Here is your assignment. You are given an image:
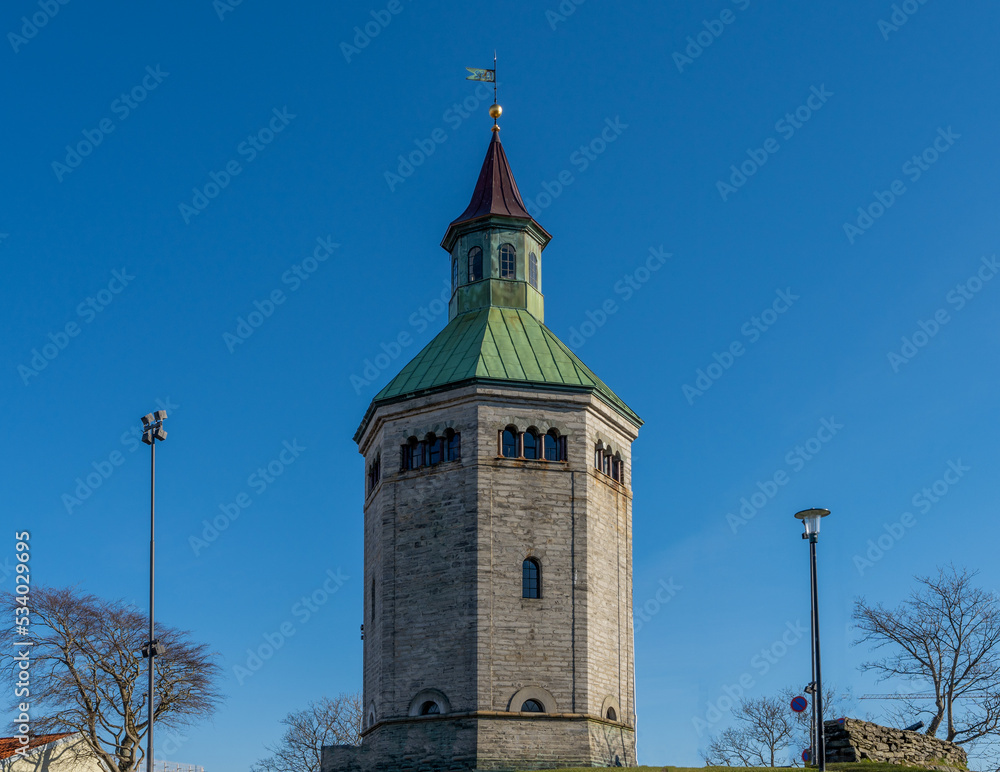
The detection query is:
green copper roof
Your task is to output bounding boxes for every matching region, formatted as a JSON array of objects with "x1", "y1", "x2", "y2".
[{"x1": 357, "y1": 307, "x2": 641, "y2": 438}]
